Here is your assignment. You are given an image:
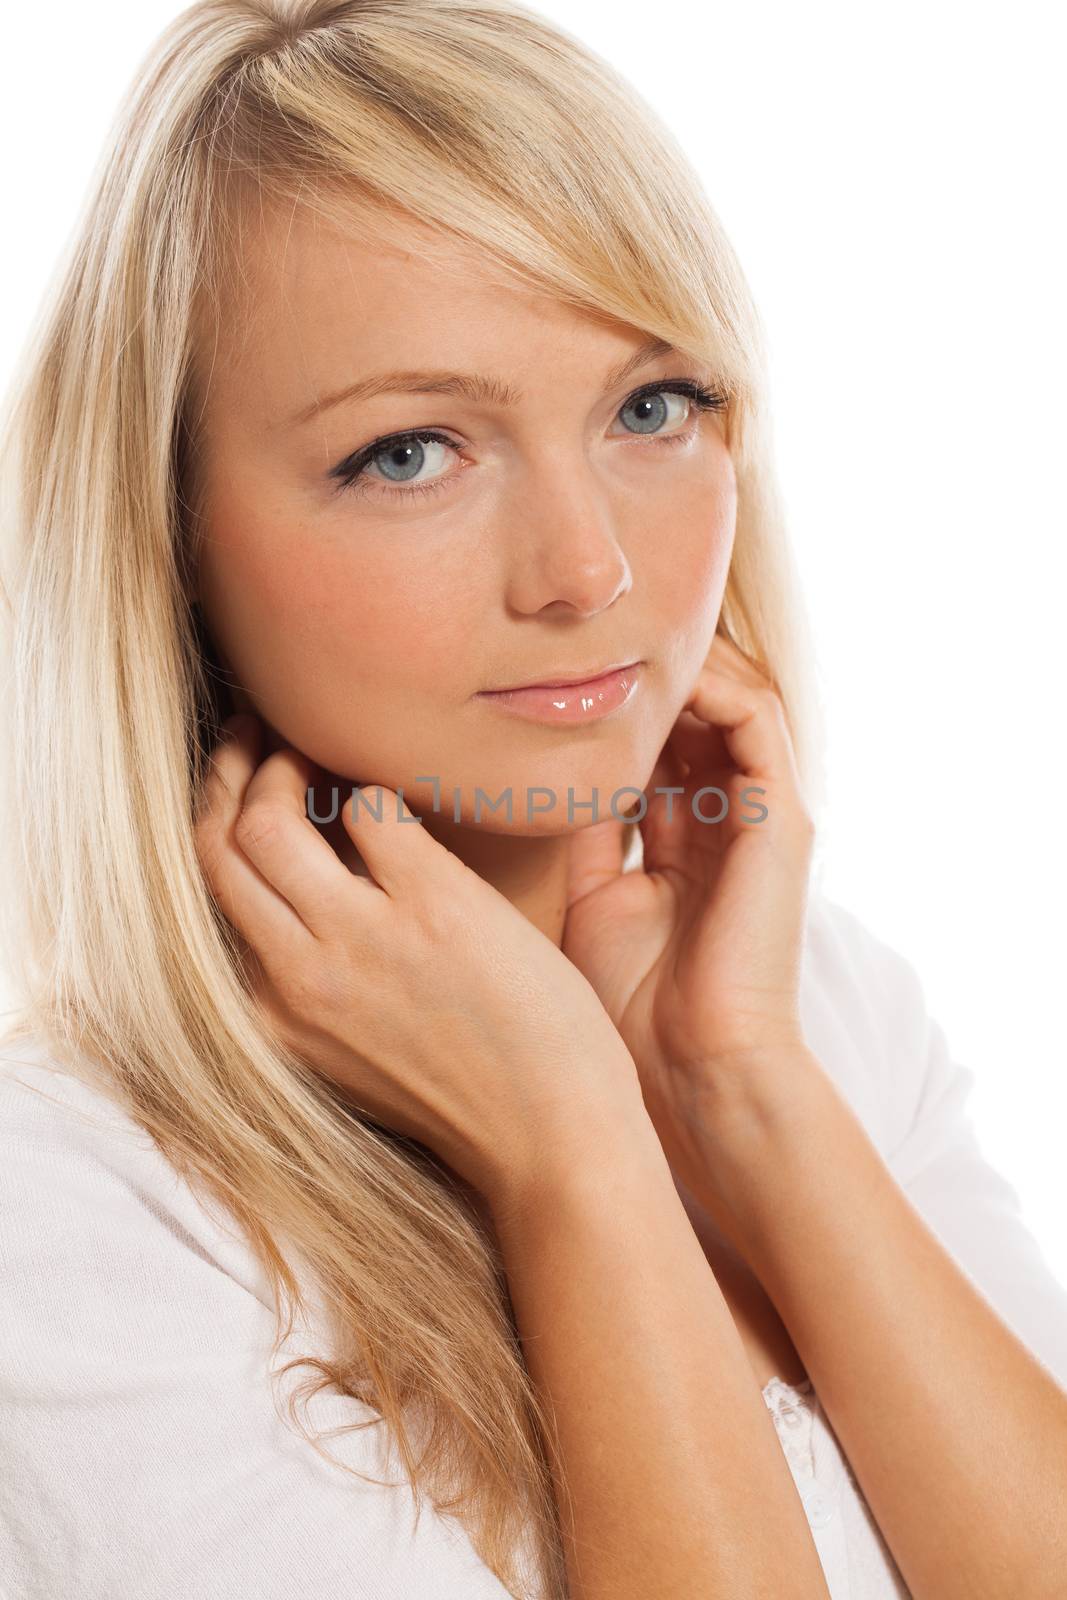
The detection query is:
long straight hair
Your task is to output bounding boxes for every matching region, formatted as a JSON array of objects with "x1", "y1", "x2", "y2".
[{"x1": 0, "y1": 3, "x2": 826, "y2": 1594}]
